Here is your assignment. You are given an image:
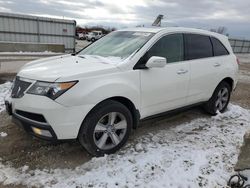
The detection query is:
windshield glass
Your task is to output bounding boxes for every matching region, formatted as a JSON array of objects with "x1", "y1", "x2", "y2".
[{"x1": 78, "y1": 31, "x2": 154, "y2": 60}]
